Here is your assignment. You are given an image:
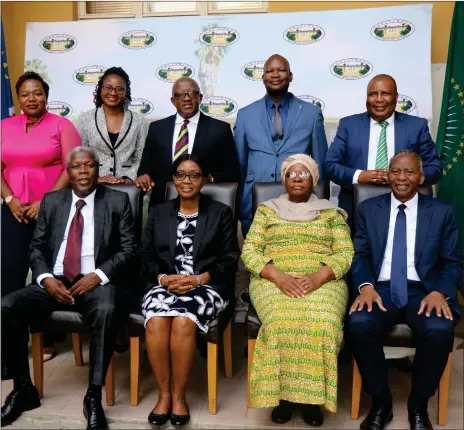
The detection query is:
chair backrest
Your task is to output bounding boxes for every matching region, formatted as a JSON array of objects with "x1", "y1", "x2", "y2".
[
  {"x1": 252, "y1": 179, "x2": 330, "y2": 215},
  {"x1": 165, "y1": 182, "x2": 238, "y2": 217}
]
